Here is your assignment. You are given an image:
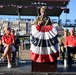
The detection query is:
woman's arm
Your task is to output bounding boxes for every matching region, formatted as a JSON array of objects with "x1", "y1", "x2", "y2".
[
  {"x1": 2, "y1": 37, "x2": 8, "y2": 46},
  {"x1": 11, "y1": 35, "x2": 15, "y2": 46},
  {"x1": 34, "y1": 16, "x2": 39, "y2": 25},
  {"x1": 64, "y1": 36, "x2": 68, "y2": 48}
]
